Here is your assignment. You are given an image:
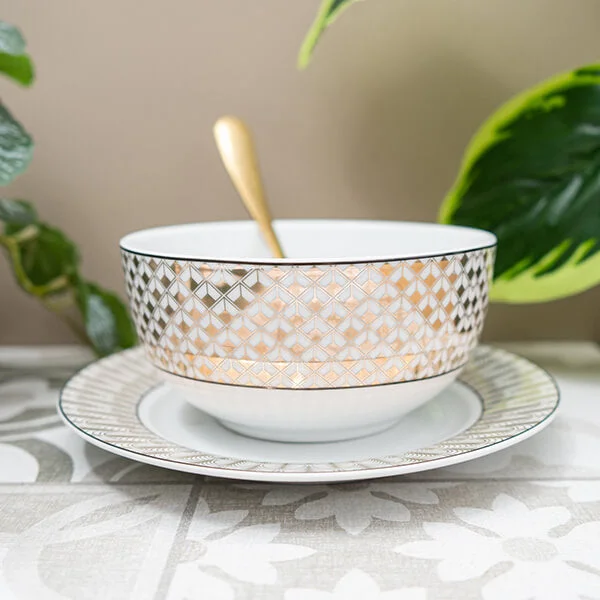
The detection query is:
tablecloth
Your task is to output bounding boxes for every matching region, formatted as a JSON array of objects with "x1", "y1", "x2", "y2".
[{"x1": 0, "y1": 342, "x2": 599, "y2": 600}]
